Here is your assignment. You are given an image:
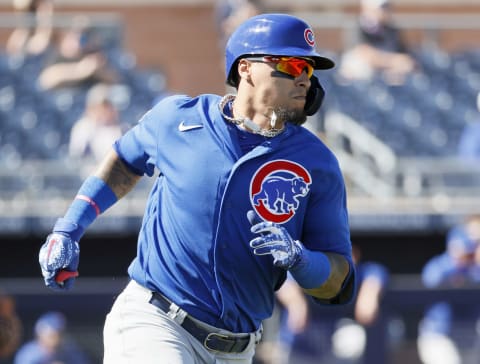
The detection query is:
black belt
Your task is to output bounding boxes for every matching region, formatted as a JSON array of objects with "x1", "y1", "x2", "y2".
[{"x1": 149, "y1": 292, "x2": 251, "y2": 353}]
